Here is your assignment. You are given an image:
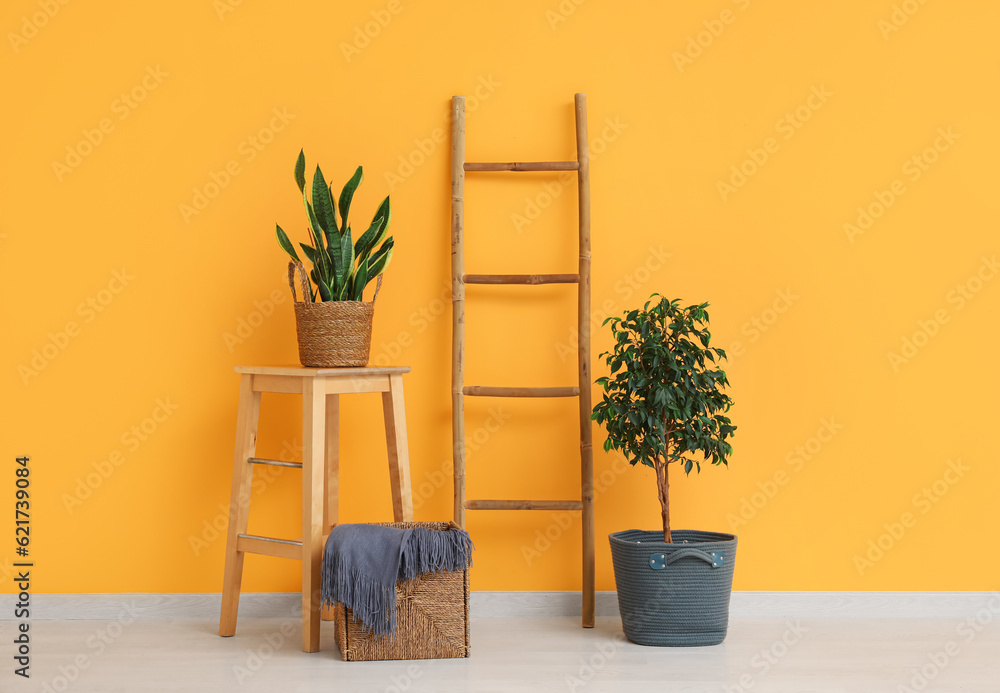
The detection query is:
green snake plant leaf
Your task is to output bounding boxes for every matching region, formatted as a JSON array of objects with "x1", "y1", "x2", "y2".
[
  {"x1": 317, "y1": 256, "x2": 338, "y2": 298},
  {"x1": 308, "y1": 269, "x2": 323, "y2": 302},
  {"x1": 278, "y1": 153, "x2": 393, "y2": 303},
  {"x1": 337, "y1": 227, "x2": 354, "y2": 289},
  {"x1": 306, "y1": 202, "x2": 334, "y2": 283},
  {"x1": 306, "y1": 201, "x2": 338, "y2": 297},
  {"x1": 368, "y1": 236, "x2": 393, "y2": 266},
  {"x1": 275, "y1": 225, "x2": 300, "y2": 263},
  {"x1": 317, "y1": 278, "x2": 333, "y2": 302},
  {"x1": 304, "y1": 197, "x2": 326, "y2": 253},
  {"x1": 323, "y1": 249, "x2": 340, "y2": 296},
  {"x1": 338, "y1": 166, "x2": 363, "y2": 234},
  {"x1": 367, "y1": 237, "x2": 394, "y2": 278},
  {"x1": 354, "y1": 195, "x2": 391, "y2": 258},
  {"x1": 311, "y1": 165, "x2": 338, "y2": 243},
  {"x1": 294, "y1": 150, "x2": 306, "y2": 193},
  {"x1": 352, "y1": 257, "x2": 369, "y2": 301},
  {"x1": 353, "y1": 213, "x2": 384, "y2": 260}
]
